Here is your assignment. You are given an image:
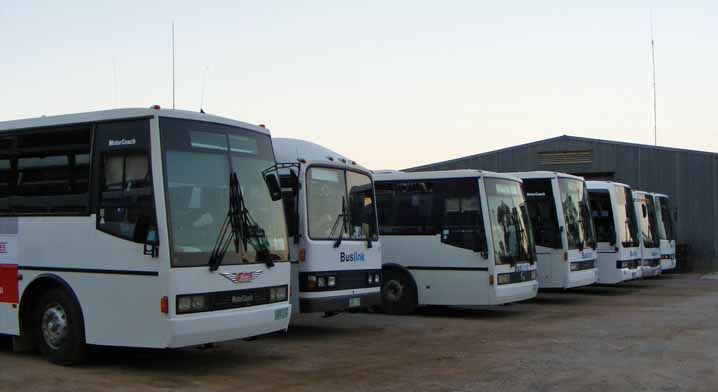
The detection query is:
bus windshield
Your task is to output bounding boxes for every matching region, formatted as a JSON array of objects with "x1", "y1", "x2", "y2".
[
  {"x1": 615, "y1": 187, "x2": 640, "y2": 248},
  {"x1": 306, "y1": 167, "x2": 378, "y2": 241},
  {"x1": 161, "y1": 118, "x2": 289, "y2": 267},
  {"x1": 558, "y1": 178, "x2": 596, "y2": 250},
  {"x1": 484, "y1": 178, "x2": 535, "y2": 265},
  {"x1": 639, "y1": 195, "x2": 660, "y2": 248},
  {"x1": 657, "y1": 196, "x2": 675, "y2": 241}
]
